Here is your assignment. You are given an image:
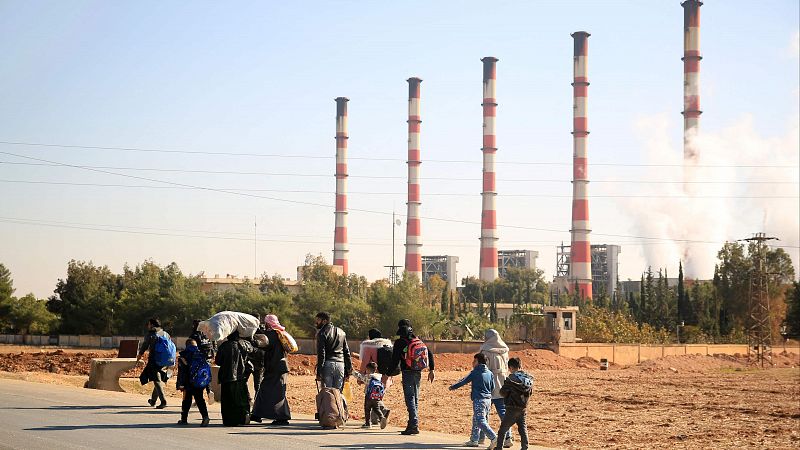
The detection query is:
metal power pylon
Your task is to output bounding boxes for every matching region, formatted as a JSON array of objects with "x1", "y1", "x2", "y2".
[{"x1": 742, "y1": 233, "x2": 778, "y2": 367}]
